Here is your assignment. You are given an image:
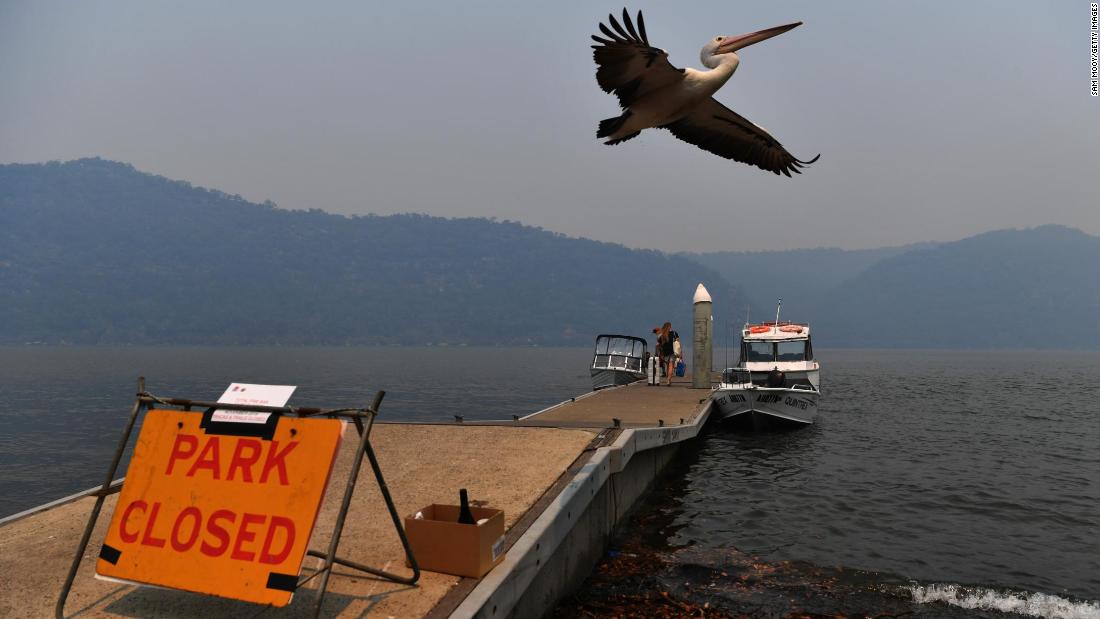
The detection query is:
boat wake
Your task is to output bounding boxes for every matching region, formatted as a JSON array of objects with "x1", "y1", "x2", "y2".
[{"x1": 907, "y1": 583, "x2": 1100, "y2": 619}]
